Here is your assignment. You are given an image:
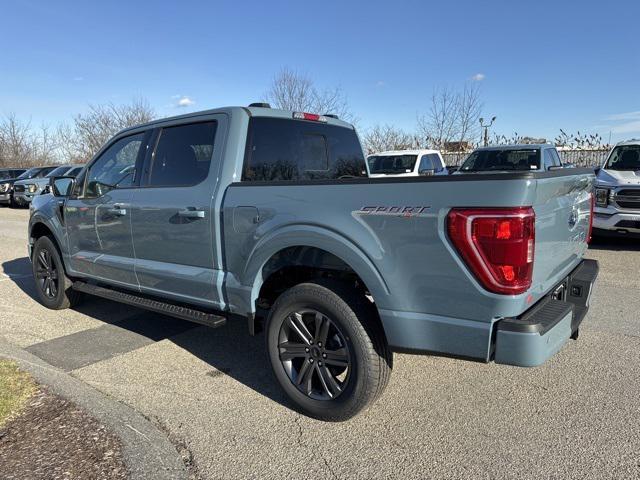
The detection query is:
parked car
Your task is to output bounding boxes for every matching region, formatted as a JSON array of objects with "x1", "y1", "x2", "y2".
[
  {"x1": 29, "y1": 105, "x2": 598, "y2": 421},
  {"x1": 0, "y1": 168, "x2": 27, "y2": 180},
  {"x1": 0, "y1": 166, "x2": 58, "y2": 207},
  {"x1": 367, "y1": 149, "x2": 448, "y2": 177},
  {"x1": 13, "y1": 164, "x2": 83, "y2": 205},
  {"x1": 592, "y1": 140, "x2": 640, "y2": 237},
  {"x1": 457, "y1": 144, "x2": 567, "y2": 173}
]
